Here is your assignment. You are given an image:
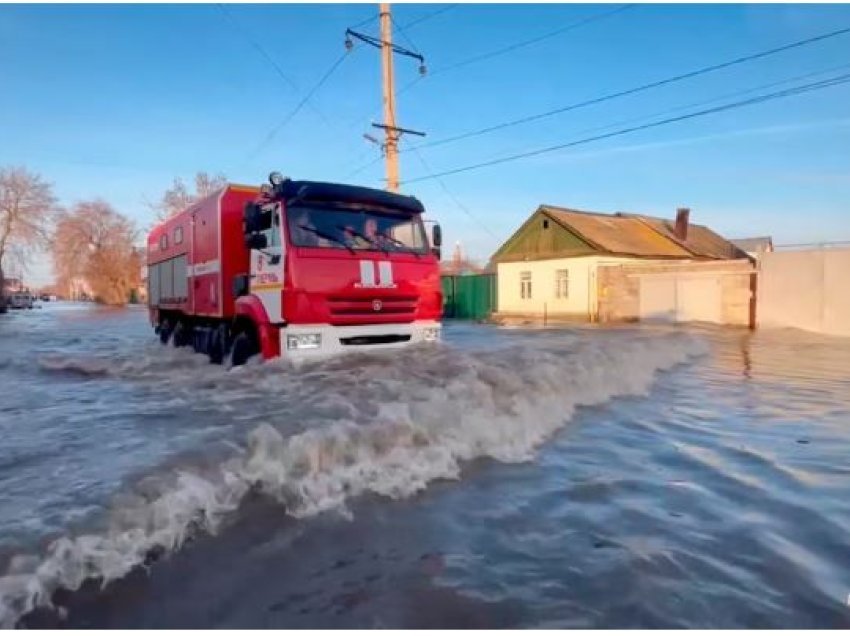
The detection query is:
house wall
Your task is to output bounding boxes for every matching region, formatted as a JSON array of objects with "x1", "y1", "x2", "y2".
[
  {"x1": 495, "y1": 255, "x2": 640, "y2": 321},
  {"x1": 597, "y1": 259, "x2": 754, "y2": 326},
  {"x1": 757, "y1": 248, "x2": 850, "y2": 337}
]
